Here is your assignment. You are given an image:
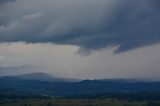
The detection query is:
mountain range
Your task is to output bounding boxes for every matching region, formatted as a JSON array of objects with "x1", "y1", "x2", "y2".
[
  {"x1": 0, "y1": 72, "x2": 160, "y2": 99},
  {"x1": 4, "y1": 72, "x2": 79, "y2": 82}
]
